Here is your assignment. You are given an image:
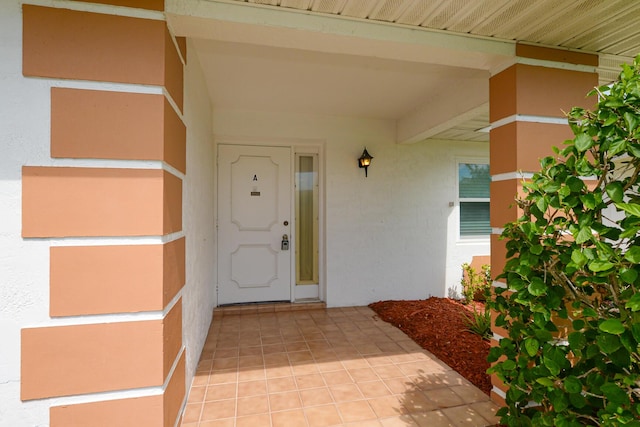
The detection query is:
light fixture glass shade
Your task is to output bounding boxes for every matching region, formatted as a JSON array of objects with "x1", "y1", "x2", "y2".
[{"x1": 358, "y1": 148, "x2": 373, "y2": 176}]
